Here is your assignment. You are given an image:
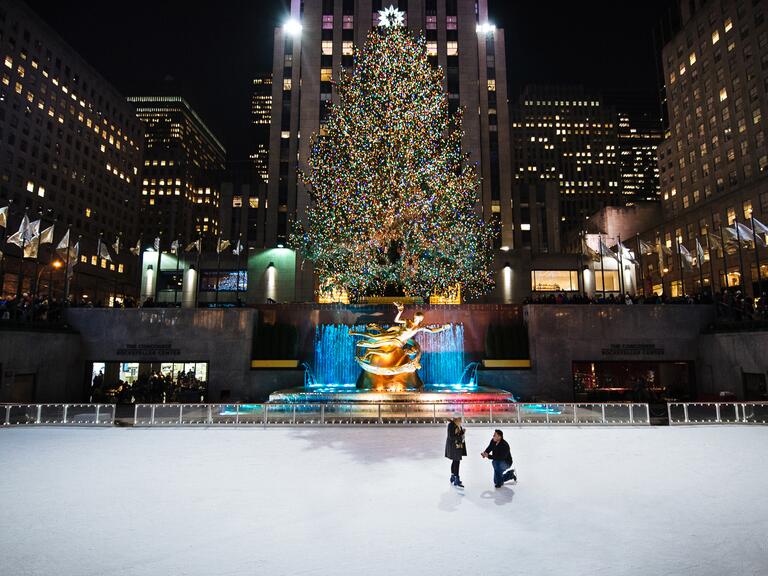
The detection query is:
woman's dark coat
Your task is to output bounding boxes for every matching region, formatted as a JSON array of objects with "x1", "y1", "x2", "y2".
[{"x1": 445, "y1": 421, "x2": 467, "y2": 460}]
